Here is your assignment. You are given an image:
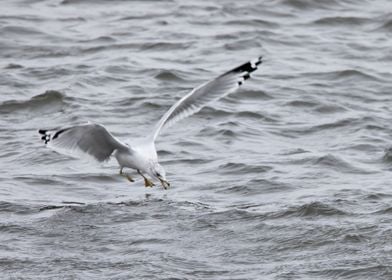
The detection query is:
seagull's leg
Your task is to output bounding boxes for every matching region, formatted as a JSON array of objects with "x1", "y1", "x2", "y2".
[
  {"x1": 119, "y1": 167, "x2": 134, "y2": 182},
  {"x1": 137, "y1": 170, "x2": 155, "y2": 188}
]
